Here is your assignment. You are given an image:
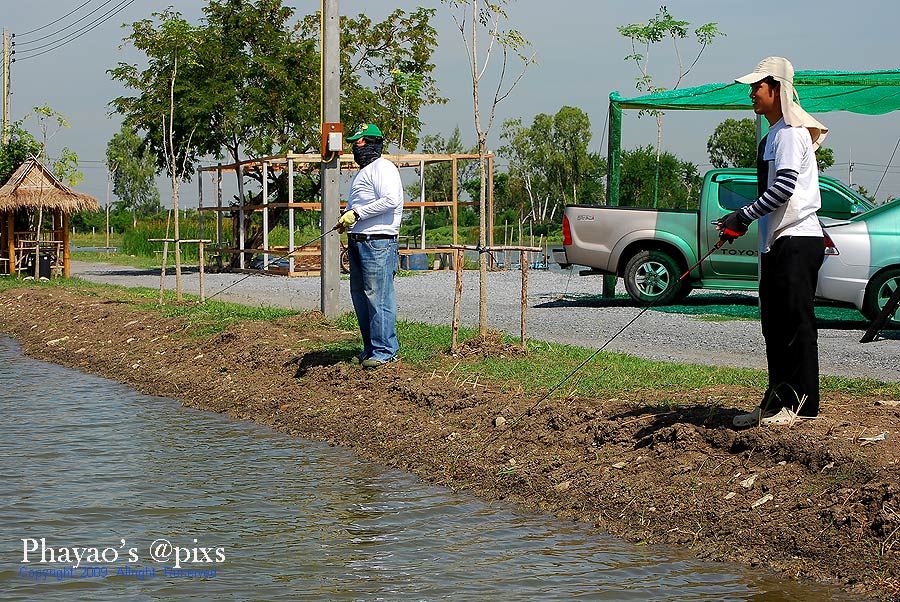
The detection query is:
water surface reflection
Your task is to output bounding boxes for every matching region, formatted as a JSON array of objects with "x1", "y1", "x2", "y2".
[{"x1": 0, "y1": 336, "x2": 848, "y2": 601}]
